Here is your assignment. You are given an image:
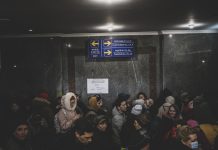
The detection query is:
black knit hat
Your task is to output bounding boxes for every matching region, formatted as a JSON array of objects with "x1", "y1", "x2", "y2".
[{"x1": 95, "y1": 115, "x2": 108, "y2": 125}]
